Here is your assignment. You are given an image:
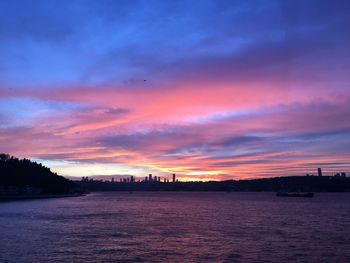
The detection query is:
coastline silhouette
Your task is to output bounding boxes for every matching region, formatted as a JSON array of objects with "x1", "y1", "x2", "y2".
[{"x1": 1, "y1": 154, "x2": 349, "y2": 197}]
